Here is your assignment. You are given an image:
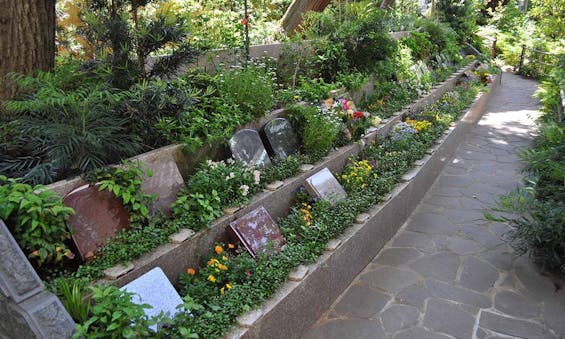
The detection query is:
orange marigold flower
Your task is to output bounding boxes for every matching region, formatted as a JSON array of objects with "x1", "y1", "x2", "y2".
[
  {"x1": 187, "y1": 268, "x2": 196, "y2": 276},
  {"x1": 215, "y1": 245, "x2": 223, "y2": 254},
  {"x1": 218, "y1": 264, "x2": 228, "y2": 271}
]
